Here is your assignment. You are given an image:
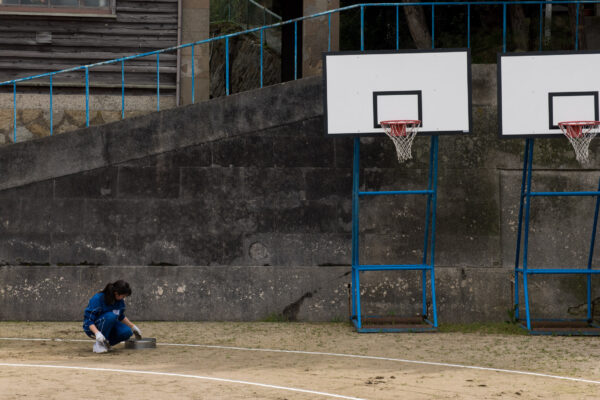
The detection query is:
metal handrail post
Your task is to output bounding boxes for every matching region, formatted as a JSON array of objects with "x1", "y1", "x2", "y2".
[
  {"x1": 431, "y1": 4, "x2": 435, "y2": 49},
  {"x1": 294, "y1": 21, "x2": 298, "y2": 80},
  {"x1": 156, "y1": 54, "x2": 160, "y2": 111},
  {"x1": 575, "y1": 1, "x2": 580, "y2": 50},
  {"x1": 396, "y1": 5, "x2": 399, "y2": 50},
  {"x1": 191, "y1": 45, "x2": 195, "y2": 103},
  {"x1": 539, "y1": 4, "x2": 543, "y2": 51},
  {"x1": 49, "y1": 75, "x2": 53, "y2": 136},
  {"x1": 121, "y1": 60, "x2": 125, "y2": 119},
  {"x1": 260, "y1": 29, "x2": 264, "y2": 88},
  {"x1": 328, "y1": 13, "x2": 332, "y2": 51},
  {"x1": 12, "y1": 83, "x2": 16, "y2": 143},
  {"x1": 226, "y1": 37, "x2": 230, "y2": 95},
  {"x1": 467, "y1": 4, "x2": 471, "y2": 48},
  {"x1": 85, "y1": 67, "x2": 89, "y2": 127},
  {"x1": 360, "y1": 6, "x2": 364, "y2": 51},
  {"x1": 503, "y1": 3, "x2": 507, "y2": 53}
]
